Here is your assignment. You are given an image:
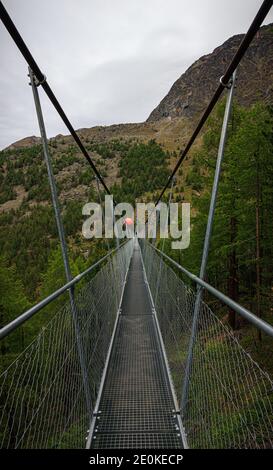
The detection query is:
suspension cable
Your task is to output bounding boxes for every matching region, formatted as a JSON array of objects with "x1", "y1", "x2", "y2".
[
  {"x1": 0, "y1": 1, "x2": 113, "y2": 199},
  {"x1": 154, "y1": 0, "x2": 273, "y2": 206}
]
